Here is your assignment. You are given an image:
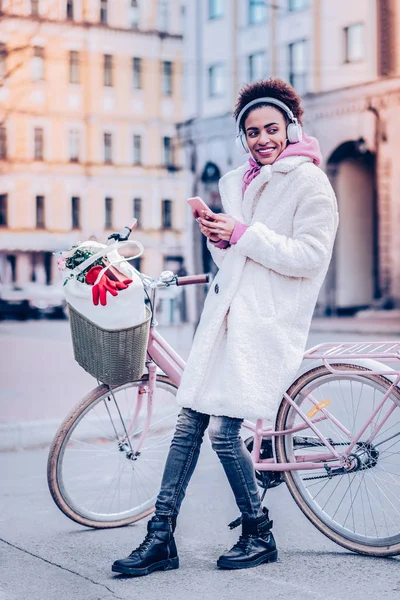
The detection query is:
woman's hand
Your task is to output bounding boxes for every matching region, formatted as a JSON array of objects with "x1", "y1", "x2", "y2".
[
  {"x1": 198, "y1": 211, "x2": 236, "y2": 242},
  {"x1": 194, "y1": 210, "x2": 220, "y2": 242}
]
